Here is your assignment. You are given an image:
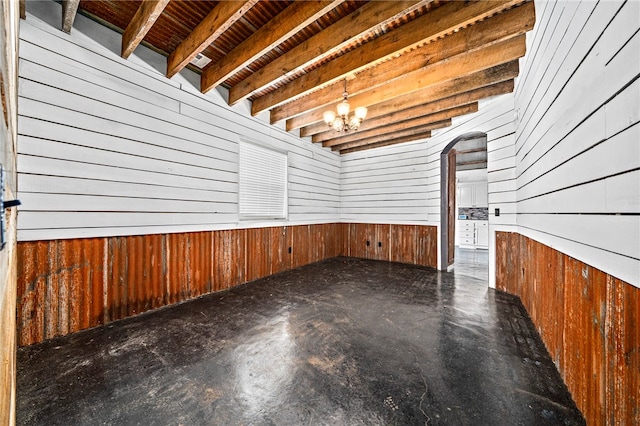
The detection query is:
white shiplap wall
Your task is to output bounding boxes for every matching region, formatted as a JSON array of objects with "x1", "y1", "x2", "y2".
[
  {"x1": 340, "y1": 141, "x2": 430, "y2": 224},
  {"x1": 341, "y1": 0, "x2": 640, "y2": 287},
  {"x1": 341, "y1": 93, "x2": 519, "y2": 281},
  {"x1": 17, "y1": 2, "x2": 340, "y2": 241},
  {"x1": 514, "y1": 0, "x2": 639, "y2": 287}
]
